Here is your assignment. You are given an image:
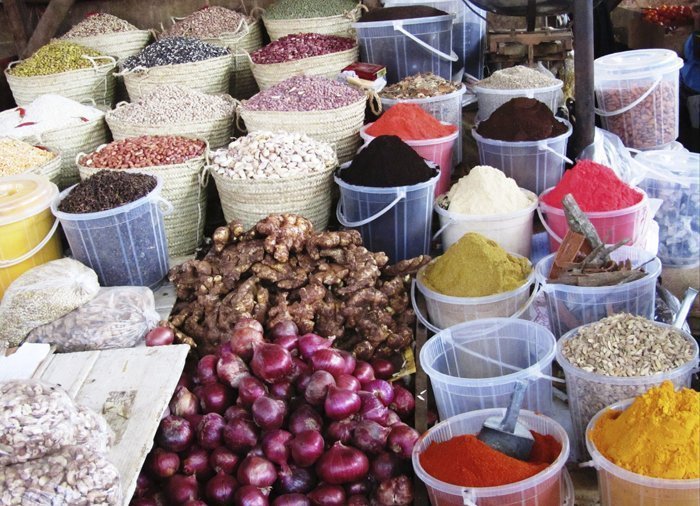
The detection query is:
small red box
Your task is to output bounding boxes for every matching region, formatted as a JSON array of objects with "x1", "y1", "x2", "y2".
[{"x1": 342, "y1": 63, "x2": 387, "y2": 81}]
